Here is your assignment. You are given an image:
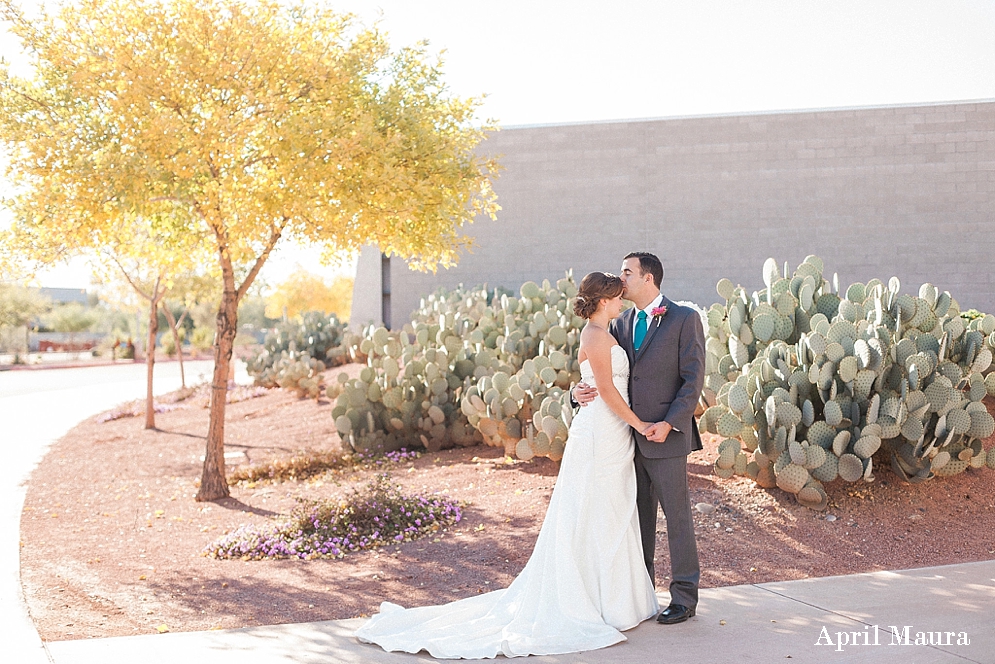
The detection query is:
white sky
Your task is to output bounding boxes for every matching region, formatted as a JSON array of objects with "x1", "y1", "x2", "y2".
[{"x1": 3, "y1": 0, "x2": 995, "y2": 288}]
